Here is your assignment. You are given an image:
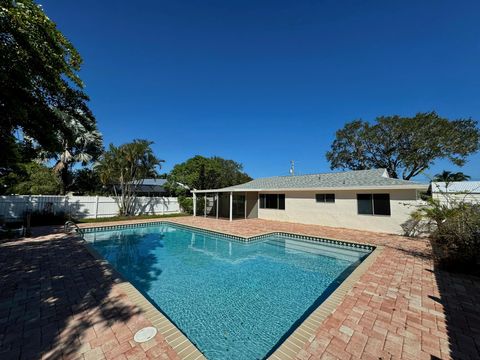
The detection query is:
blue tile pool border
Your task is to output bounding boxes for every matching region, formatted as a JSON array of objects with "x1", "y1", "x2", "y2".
[{"x1": 80, "y1": 220, "x2": 376, "y2": 252}]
